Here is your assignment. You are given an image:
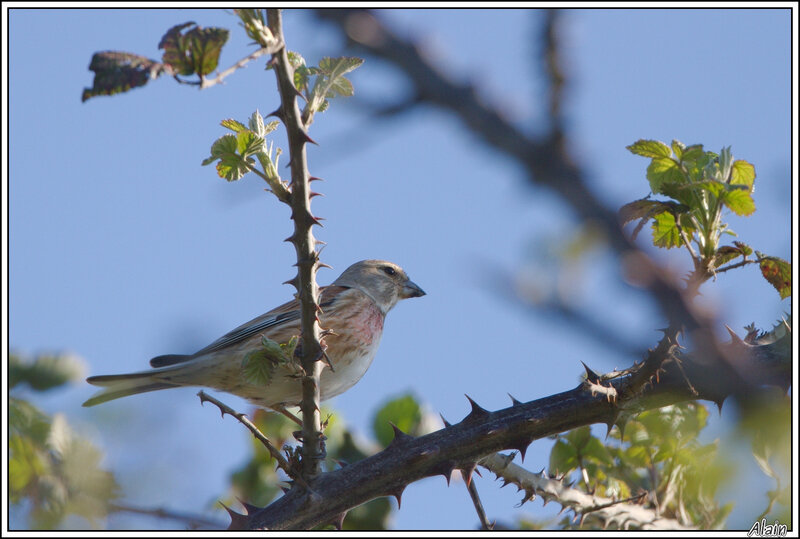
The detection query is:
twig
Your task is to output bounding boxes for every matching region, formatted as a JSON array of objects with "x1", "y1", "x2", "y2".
[
  {"x1": 478, "y1": 452, "x2": 693, "y2": 530},
  {"x1": 109, "y1": 502, "x2": 226, "y2": 529},
  {"x1": 715, "y1": 258, "x2": 757, "y2": 274},
  {"x1": 200, "y1": 46, "x2": 277, "y2": 89},
  {"x1": 463, "y1": 473, "x2": 493, "y2": 530},
  {"x1": 197, "y1": 390, "x2": 307, "y2": 489}
]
